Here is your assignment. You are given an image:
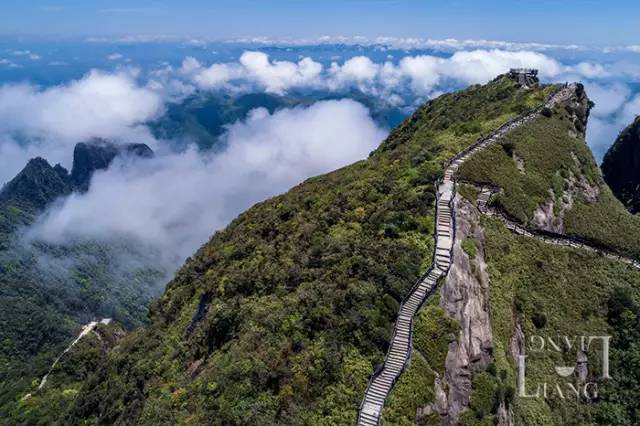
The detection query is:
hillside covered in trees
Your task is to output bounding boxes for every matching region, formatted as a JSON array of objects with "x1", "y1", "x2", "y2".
[{"x1": 5, "y1": 75, "x2": 640, "y2": 426}]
